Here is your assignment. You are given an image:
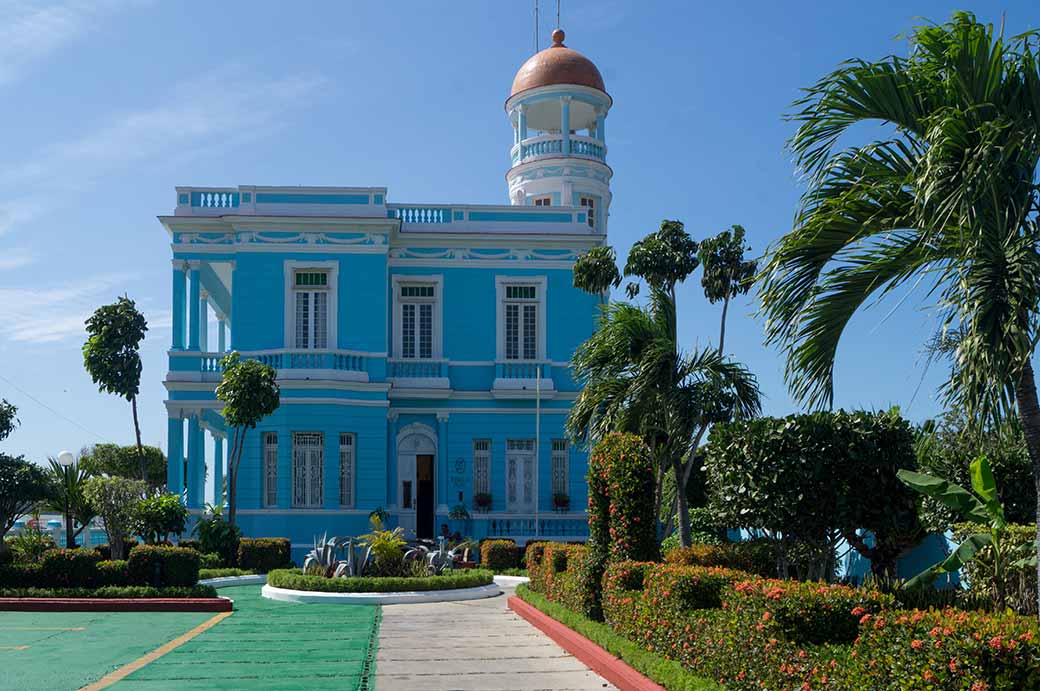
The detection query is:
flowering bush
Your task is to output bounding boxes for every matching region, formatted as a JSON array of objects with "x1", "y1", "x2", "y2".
[
  {"x1": 839, "y1": 608, "x2": 1040, "y2": 690},
  {"x1": 480, "y1": 539, "x2": 522, "y2": 571}
]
